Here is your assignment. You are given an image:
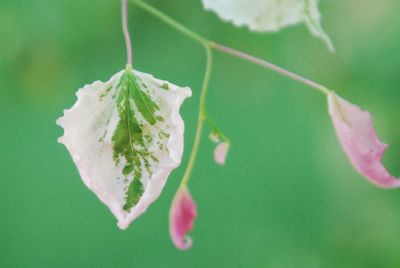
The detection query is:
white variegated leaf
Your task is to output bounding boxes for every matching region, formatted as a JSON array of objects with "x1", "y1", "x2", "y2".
[
  {"x1": 57, "y1": 68, "x2": 191, "y2": 229},
  {"x1": 202, "y1": 0, "x2": 334, "y2": 51}
]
